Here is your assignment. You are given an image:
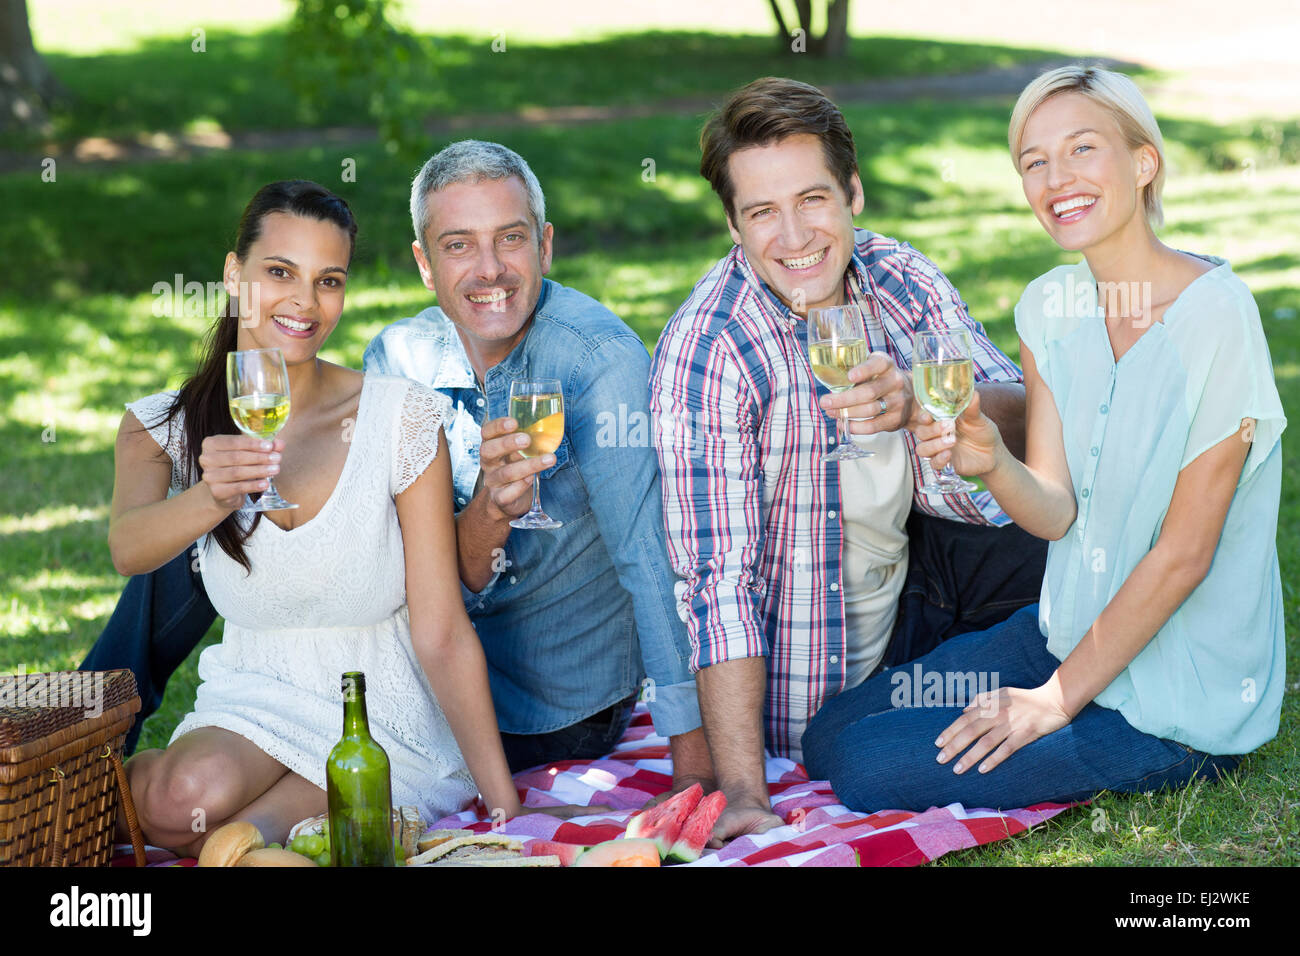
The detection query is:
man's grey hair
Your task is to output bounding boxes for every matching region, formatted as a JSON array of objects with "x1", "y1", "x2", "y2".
[{"x1": 409, "y1": 140, "x2": 547, "y2": 256}]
